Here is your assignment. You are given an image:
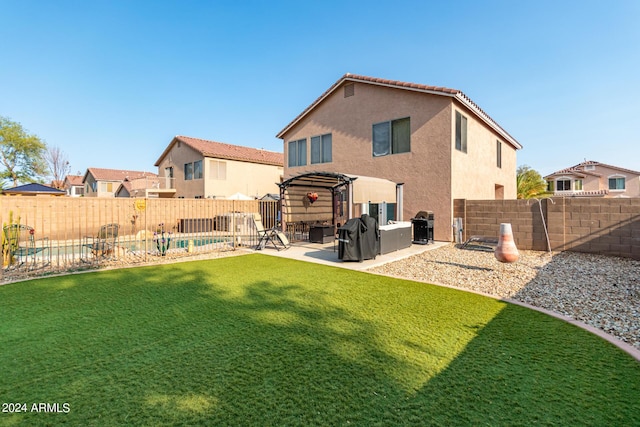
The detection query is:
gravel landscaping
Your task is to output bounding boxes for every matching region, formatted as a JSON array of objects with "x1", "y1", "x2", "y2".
[{"x1": 369, "y1": 244, "x2": 640, "y2": 351}]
